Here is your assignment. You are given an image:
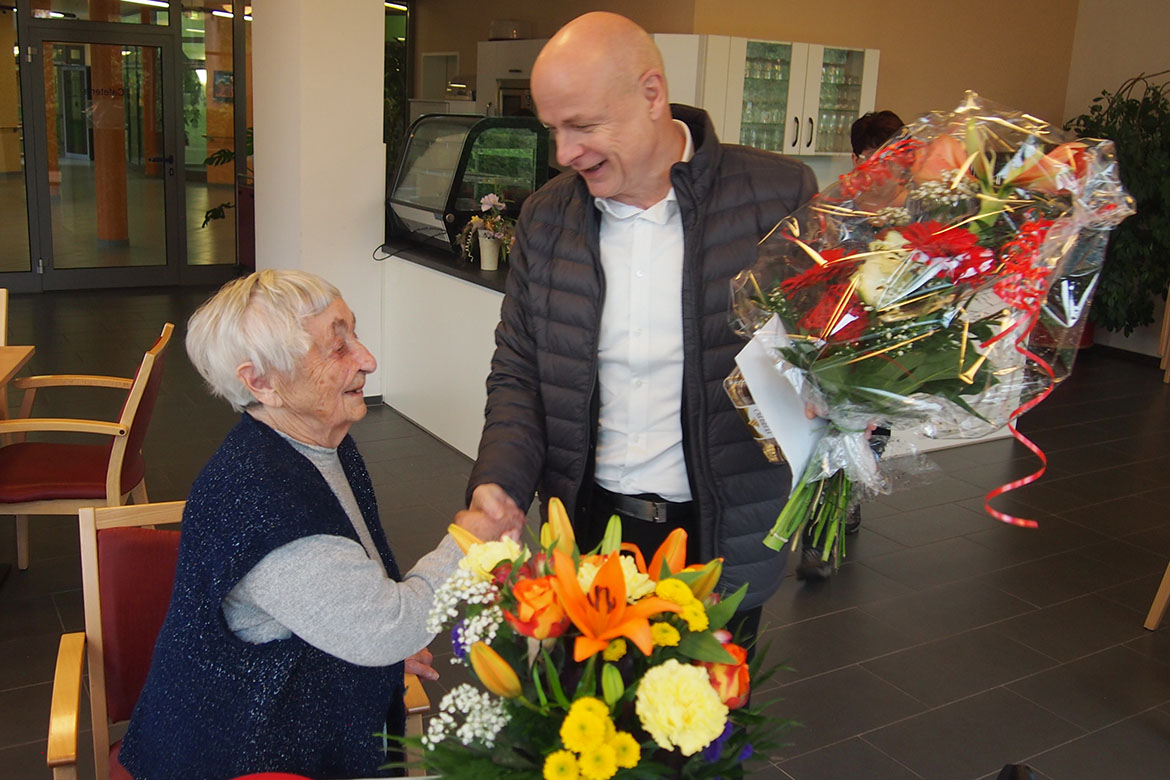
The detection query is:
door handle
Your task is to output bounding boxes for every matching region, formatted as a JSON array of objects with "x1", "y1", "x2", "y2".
[
  {"x1": 790, "y1": 117, "x2": 799, "y2": 148},
  {"x1": 148, "y1": 154, "x2": 175, "y2": 164},
  {"x1": 806, "y1": 117, "x2": 813, "y2": 149}
]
